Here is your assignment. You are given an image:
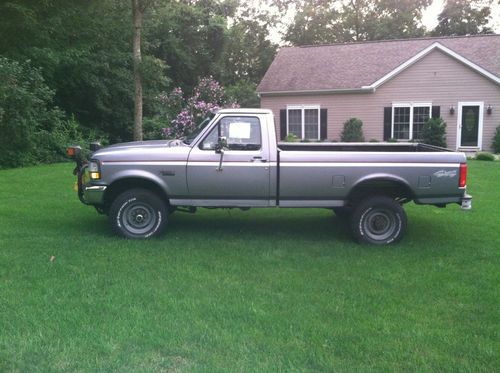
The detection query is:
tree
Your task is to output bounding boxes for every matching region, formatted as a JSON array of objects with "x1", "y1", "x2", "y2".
[
  {"x1": 0, "y1": 1, "x2": 134, "y2": 141},
  {"x1": 285, "y1": 0, "x2": 341, "y2": 45},
  {"x1": 284, "y1": 0, "x2": 431, "y2": 45},
  {"x1": 132, "y1": 0, "x2": 145, "y2": 141},
  {"x1": 0, "y1": 58, "x2": 82, "y2": 168},
  {"x1": 145, "y1": 0, "x2": 235, "y2": 93},
  {"x1": 432, "y1": 0, "x2": 493, "y2": 36}
]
